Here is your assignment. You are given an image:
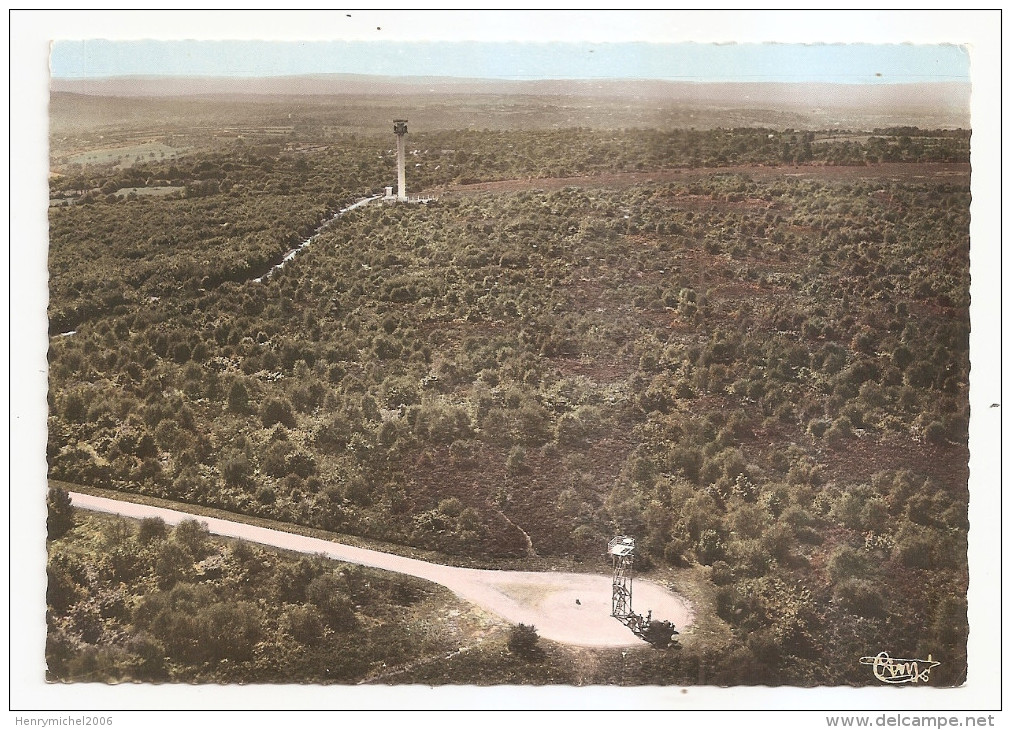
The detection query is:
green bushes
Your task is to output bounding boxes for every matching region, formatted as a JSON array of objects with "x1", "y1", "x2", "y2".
[
  {"x1": 923, "y1": 420, "x2": 948, "y2": 444},
  {"x1": 46, "y1": 133, "x2": 969, "y2": 685},
  {"x1": 411, "y1": 498, "x2": 486, "y2": 555},
  {"x1": 892, "y1": 533, "x2": 935, "y2": 569},
  {"x1": 446, "y1": 438, "x2": 477, "y2": 467},
  {"x1": 695, "y1": 529, "x2": 727, "y2": 565},
  {"x1": 408, "y1": 402, "x2": 473, "y2": 445},
  {"x1": 47, "y1": 511, "x2": 446, "y2": 683},
  {"x1": 47, "y1": 487, "x2": 75, "y2": 540},
  {"x1": 505, "y1": 445, "x2": 529, "y2": 475},
  {"x1": 507, "y1": 623, "x2": 544, "y2": 661},
  {"x1": 827, "y1": 546, "x2": 869, "y2": 583},
  {"x1": 700, "y1": 448, "x2": 749, "y2": 494},
  {"x1": 137, "y1": 516, "x2": 167, "y2": 543},
  {"x1": 259, "y1": 440, "x2": 317, "y2": 479},
  {"x1": 261, "y1": 397, "x2": 296, "y2": 428},
  {"x1": 306, "y1": 573, "x2": 358, "y2": 631},
  {"x1": 554, "y1": 406, "x2": 604, "y2": 447},
  {"x1": 283, "y1": 604, "x2": 326, "y2": 643},
  {"x1": 823, "y1": 416, "x2": 854, "y2": 444},
  {"x1": 832, "y1": 579, "x2": 884, "y2": 617},
  {"x1": 221, "y1": 451, "x2": 253, "y2": 486},
  {"x1": 135, "y1": 584, "x2": 264, "y2": 664}
]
